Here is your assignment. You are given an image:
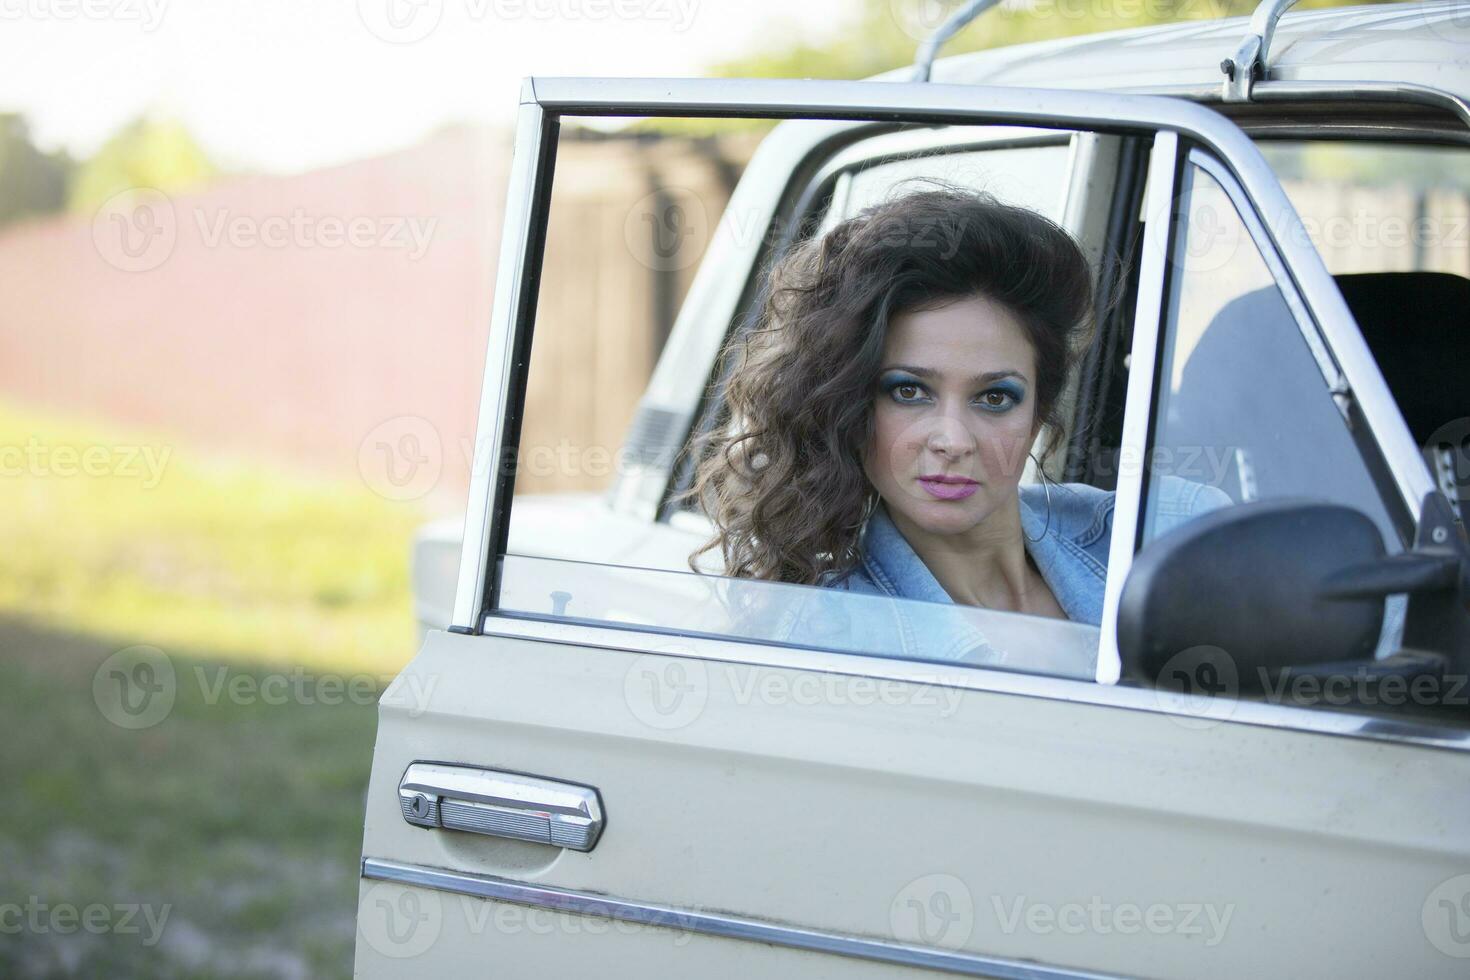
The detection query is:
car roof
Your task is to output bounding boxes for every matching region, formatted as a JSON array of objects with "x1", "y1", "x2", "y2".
[{"x1": 910, "y1": 1, "x2": 1468, "y2": 98}]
